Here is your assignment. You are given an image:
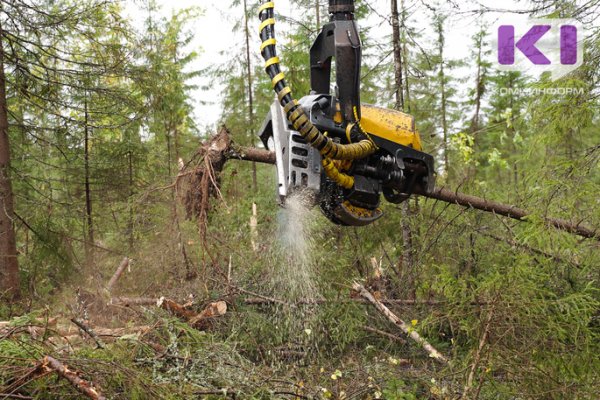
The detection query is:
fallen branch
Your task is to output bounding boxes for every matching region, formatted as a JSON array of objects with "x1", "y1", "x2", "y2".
[
  {"x1": 39, "y1": 356, "x2": 106, "y2": 400},
  {"x1": 15, "y1": 324, "x2": 150, "y2": 342},
  {"x1": 70, "y1": 318, "x2": 106, "y2": 349},
  {"x1": 109, "y1": 297, "x2": 158, "y2": 307},
  {"x1": 49, "y1": 326, "x2": 153, "y2": 351},
  {"x1": 462, "y1": 306, "x2": 495, "y2": 399},
  {"x1": 0, "y1": 318, "x2": 57, "y2": 330},
  {"x1": 194, "y1": 389, "x2": 309, "y2": 399},
  {"x1": 243, "y1": 296, "x2": 483, "y2": 306},
  {"x1": 362, "y1": 325, "x2": 407, "y2": 345},
  {"x1": 0, "y1": 394, "x2": 33, "y2": 399},
  {"x1": 353, "y1": 282, "x2": 448, "y2": 364},
  {"x1": 0, "y1": 318, "x2": 59, "y2": 341},
  {"x1": 228, "y1": 146, "x2": 599, "y2": 240},
  {"x1": 231, "y1": 285, "x2": 292, "y2": 307},
  {"x1": 106, "y1": 257, "x2": 130, "y2": 293},
  {"x1": 478, "y1": 231, "x2": 581, "y2": 268},
  {"x1": 92, "y1": 326, "x2": 152, "y2": 337}
]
